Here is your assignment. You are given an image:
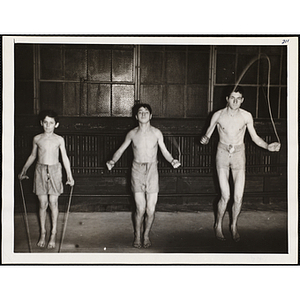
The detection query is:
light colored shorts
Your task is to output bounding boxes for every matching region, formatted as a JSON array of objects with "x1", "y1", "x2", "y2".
[
  {"x1": 216, "y1": 142, "x2": 246, "y2": 171},
  {"x1": 131, "y1": 161, "x2": 159, "y2": 194},
  {"x1": 33, "y1": 162, "x2": 63, "y2": 196}
]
